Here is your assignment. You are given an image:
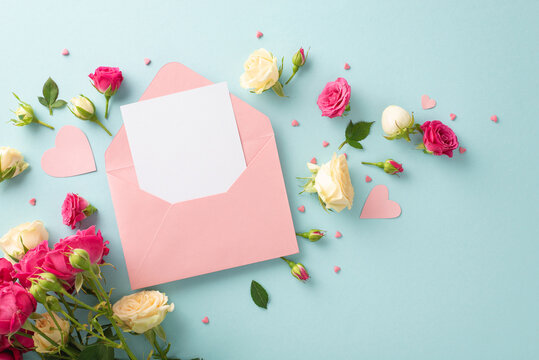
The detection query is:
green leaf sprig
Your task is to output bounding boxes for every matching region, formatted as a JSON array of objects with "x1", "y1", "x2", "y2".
[
  {"x1": 338, "y1": 120, "x2": 374, "y2": 150},
  {"x1": 38, "y1": 77, "x2": 67, "y2": 115},
  {"x1": 250, "y1": 280, "x2": 269, "y2": 309}
]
